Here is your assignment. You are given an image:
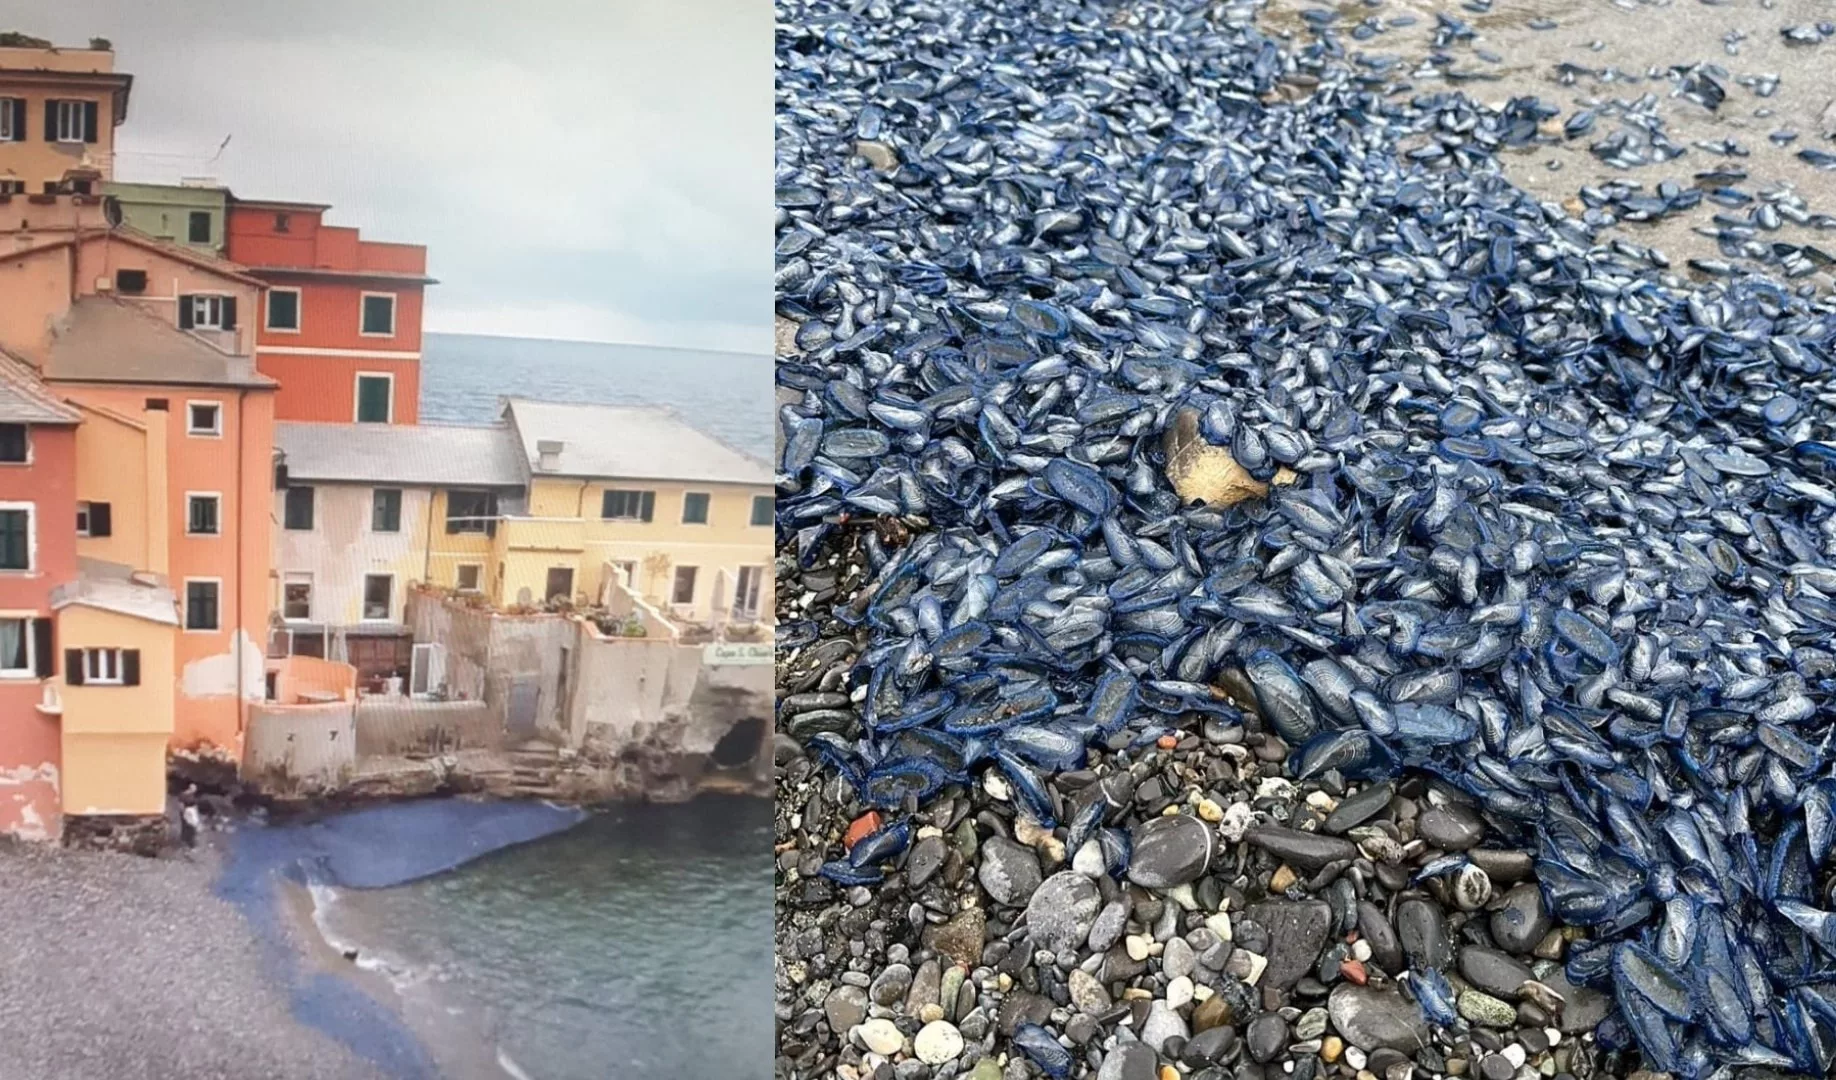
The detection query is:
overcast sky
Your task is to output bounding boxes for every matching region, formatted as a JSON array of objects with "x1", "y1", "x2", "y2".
[{"x1": 2, "y1": 0, "x2": 771, "y2": 354}]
